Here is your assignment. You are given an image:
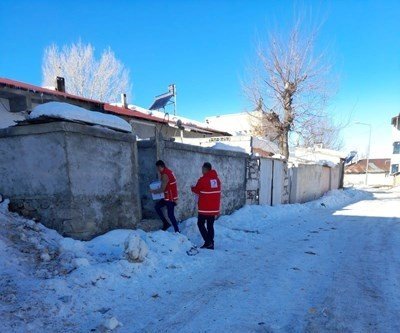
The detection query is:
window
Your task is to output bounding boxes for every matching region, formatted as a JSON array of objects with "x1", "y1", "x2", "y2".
[
  {"x1": 394, "y1": 142, "x2": 400, "y2": 154},
  {"x1": 392, "y1": 164, "x2": 399, "y2": 174}
]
